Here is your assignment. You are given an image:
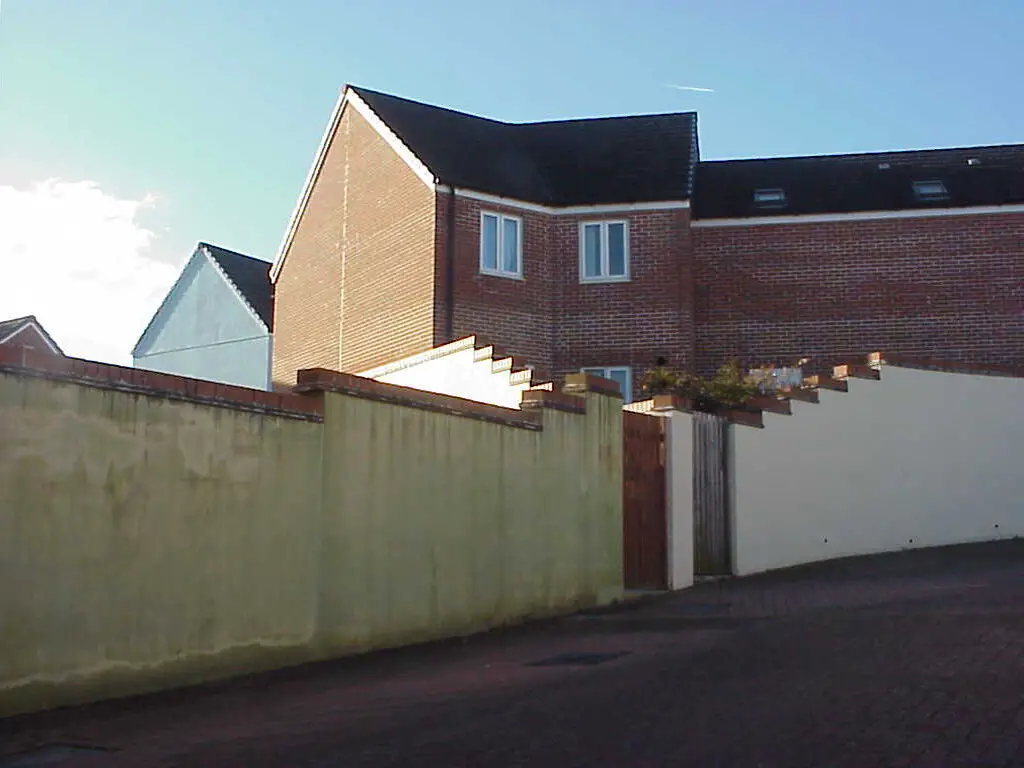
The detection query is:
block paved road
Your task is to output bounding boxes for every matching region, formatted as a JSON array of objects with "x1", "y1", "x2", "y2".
[{"x1": 3, "y1": 539, "x2": 1024, "y2": 767}]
